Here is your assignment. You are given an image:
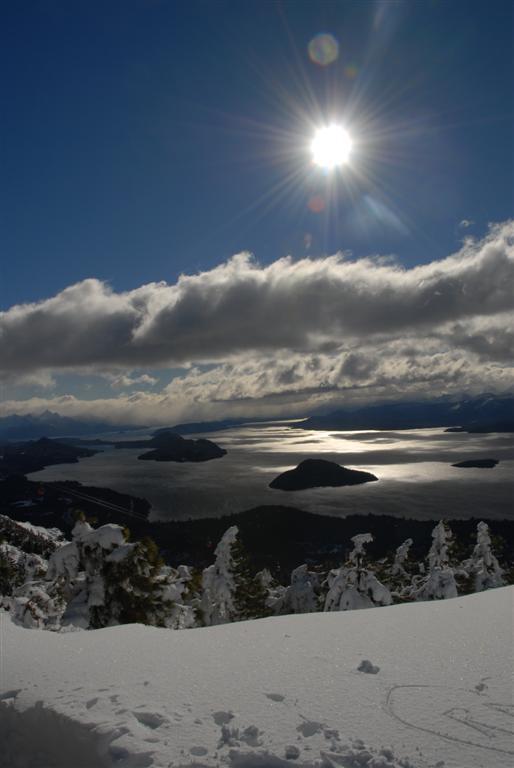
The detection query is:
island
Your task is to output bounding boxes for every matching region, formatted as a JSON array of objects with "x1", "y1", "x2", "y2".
[
  {"x1": 137, "y1": 432, "x2": 227, "y2": 463},
  {"x1": 452, "y1": 458, "x2": 499, "y2": 469},
  {"x1": 269, "y1": 458, "x2": 378, "y2": 491},
  {"x1": 445, "y1": 422, "x2": 514, "y2": 434},
  {"x1": 0, "y1": 437, "x2": 98, "y2": 476}
]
